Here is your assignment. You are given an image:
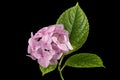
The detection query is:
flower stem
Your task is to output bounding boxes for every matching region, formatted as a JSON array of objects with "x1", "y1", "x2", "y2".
[
  {"x1": 59, "y1": 70, "x2": 64, "y2": 80},
  {"x1": 59, "y1": 56, "x2": 64, "y2": 66},
  {"x1": 58, "y1": 56, "x2": 64, "y2": 80},
  {"x1": 60, "y1": 64, "x2": 66, "y2": 71}
]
